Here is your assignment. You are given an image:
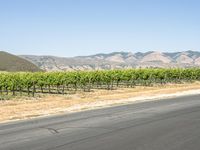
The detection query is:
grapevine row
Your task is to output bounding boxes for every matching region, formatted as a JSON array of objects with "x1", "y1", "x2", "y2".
[{"x1": 0, "y1": 68, "x2": 200, "y2": 96}]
